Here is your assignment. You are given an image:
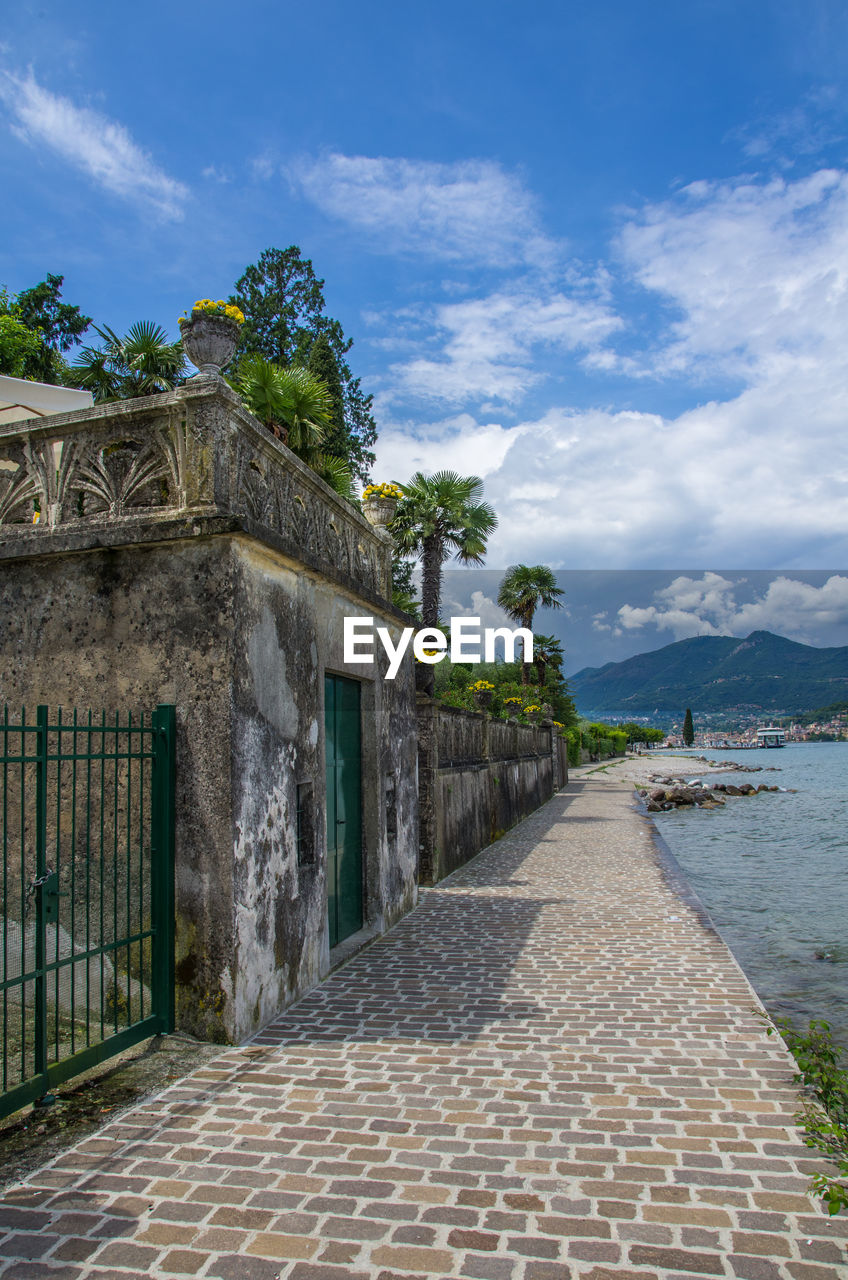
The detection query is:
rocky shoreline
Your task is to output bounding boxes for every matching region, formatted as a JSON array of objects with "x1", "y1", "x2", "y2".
[
  {"x1": 586, "y1": 751, "x2": 791, "y2": 813},
  {"x1": 637, "y1": 775, "x2": 782, "y2": 811}
]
